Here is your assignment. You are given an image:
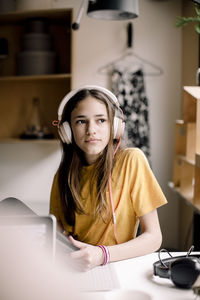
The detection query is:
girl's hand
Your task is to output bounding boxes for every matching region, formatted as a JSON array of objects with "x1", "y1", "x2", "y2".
[{"x1": 68, "y1": 236, "x2": 104, "y2": 271}]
